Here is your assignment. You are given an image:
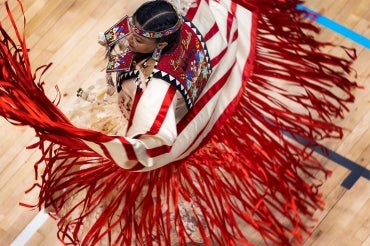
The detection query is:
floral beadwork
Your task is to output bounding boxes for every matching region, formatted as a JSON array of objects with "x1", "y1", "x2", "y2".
[{"x1": 152, "y1": 18, "x2": 212, "y2": 109}]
